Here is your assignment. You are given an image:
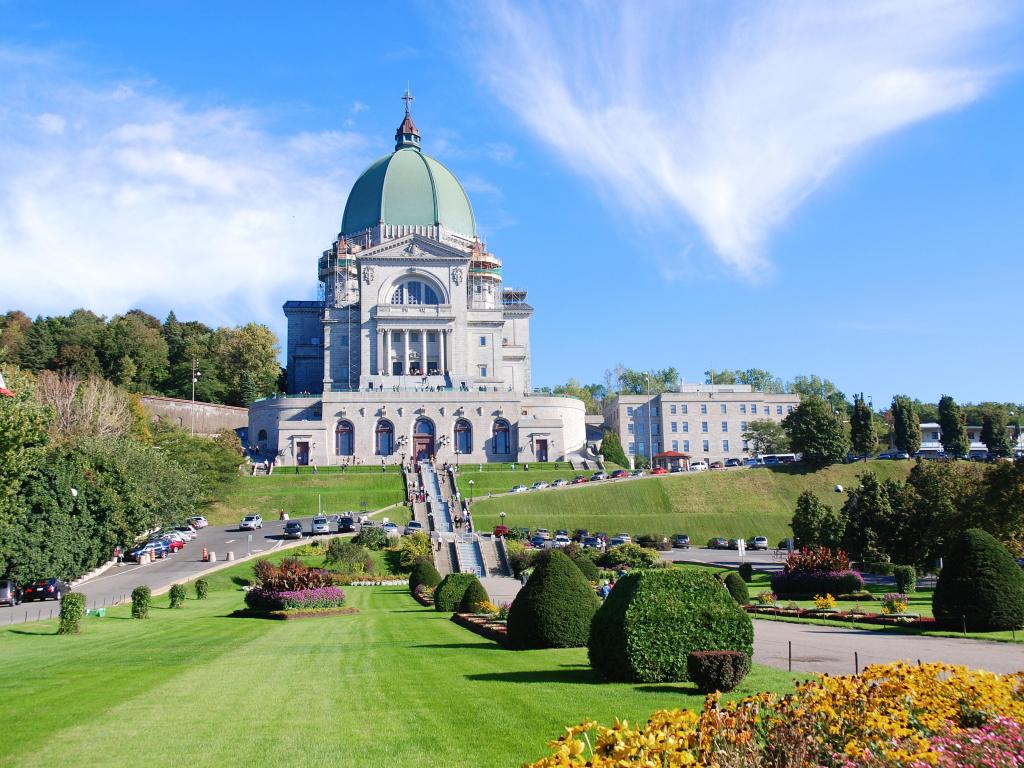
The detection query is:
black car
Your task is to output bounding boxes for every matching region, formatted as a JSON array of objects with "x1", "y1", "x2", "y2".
[
  {"x1": 21, "y1": 578, "x2": 69, "y2": 602},
  {"x1": 338, "y1": 516, "x2": 355, "y2": 533},
  {"x1": 283, "y1": 520, "x2": 304, "y2": 540},
  {"x1": 724, "y1": 458, "x2": 743, "y2": 467},
  {"x1": 0, "y1": 580, "x2": 21, "y2": 607},
  {"x1": 672, "y1": 534, "x2": 690, "y2": 549}
]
